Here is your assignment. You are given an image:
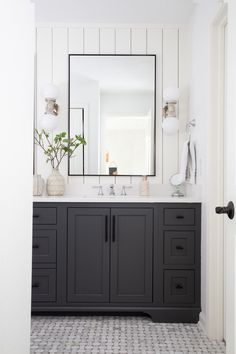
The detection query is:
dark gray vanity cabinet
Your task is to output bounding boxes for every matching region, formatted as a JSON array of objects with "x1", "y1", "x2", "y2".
[
  {"x1": 110, "y1": 208, "x2": 153, "y2": 303},
  {"x1": 67, "y1": 208, "x2": 110, "y2": 303},
  {"x1": 32, "y1": 202, "x2": 201, "y2": 323},
  {"x1": 67, "y1": 207, "x2": 153, "y2": 304},
  {"x1": 32, "y1": 207, "x2": 59, "y2": 304}
]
